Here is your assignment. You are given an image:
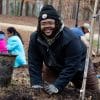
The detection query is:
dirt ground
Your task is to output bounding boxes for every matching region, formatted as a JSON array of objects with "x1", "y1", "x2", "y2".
[
  {"x1": 0, "y1": 15, "x2": 38, "y2": 26},
  {"x1": 0, "y1": 15, "x2": 100, "y2": 100}
]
